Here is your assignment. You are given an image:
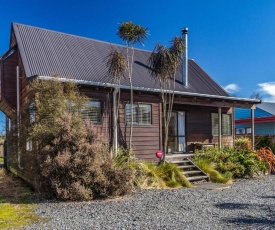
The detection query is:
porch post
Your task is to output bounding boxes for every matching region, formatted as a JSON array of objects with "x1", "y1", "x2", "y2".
[
  {"x1": 251, "y1": 105, "x2": 256, "y2": 150},
  {"x1": 218, "y1": 107, "x2": 222, "y2": 149},
  {"x1": 113, "y1": 87, "x2": 118, "y2": 156}
]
